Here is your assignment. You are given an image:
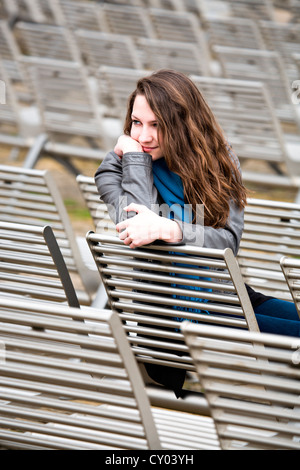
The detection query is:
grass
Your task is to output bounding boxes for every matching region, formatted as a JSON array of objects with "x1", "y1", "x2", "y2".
[{"x1": 64, "y1": 198, "x2": 91, "y2": 221}]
